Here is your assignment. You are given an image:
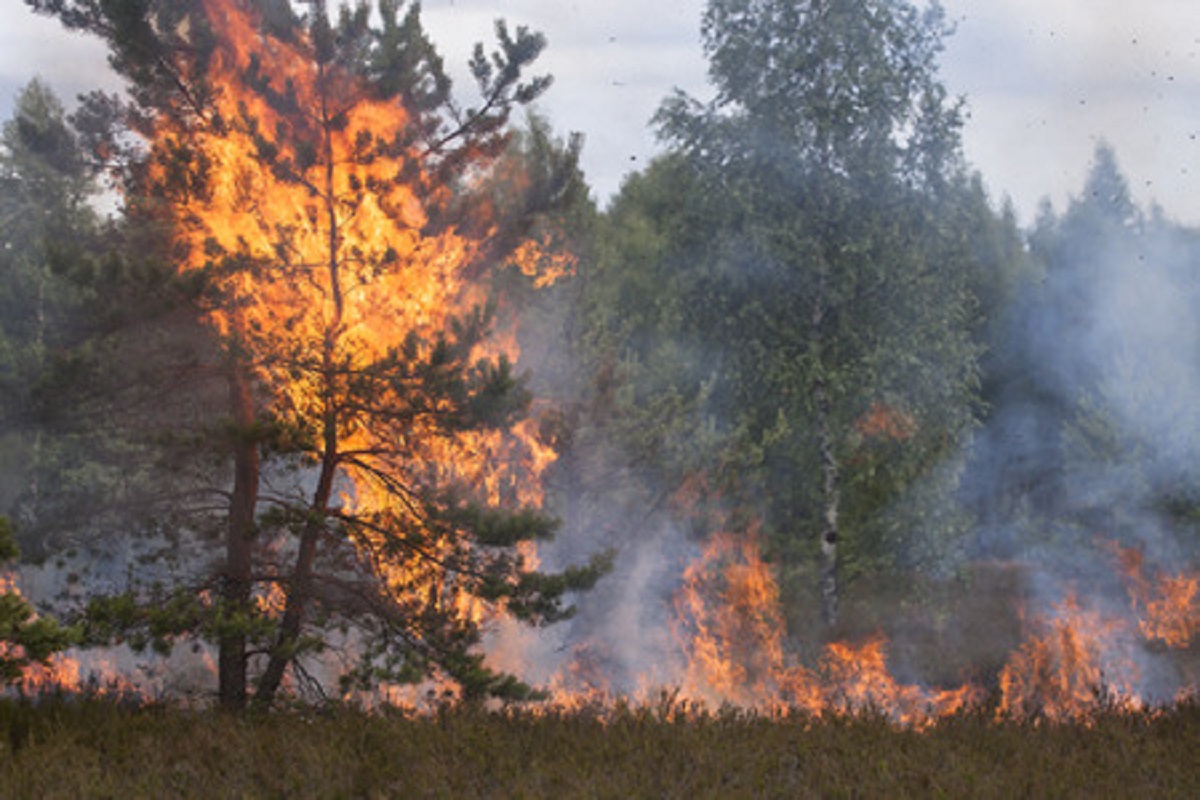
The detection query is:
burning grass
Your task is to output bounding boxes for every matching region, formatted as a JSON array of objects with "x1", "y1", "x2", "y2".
[
  {"x1": 0, "y1": 695, "x2": 1198, "y2": 797},
  {"x1": 8, "y1": 533, "x2": 1200, "y2": 727},
  {"x1": 3, "y1": 530, "x2": 1200, "y2": 797}
]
